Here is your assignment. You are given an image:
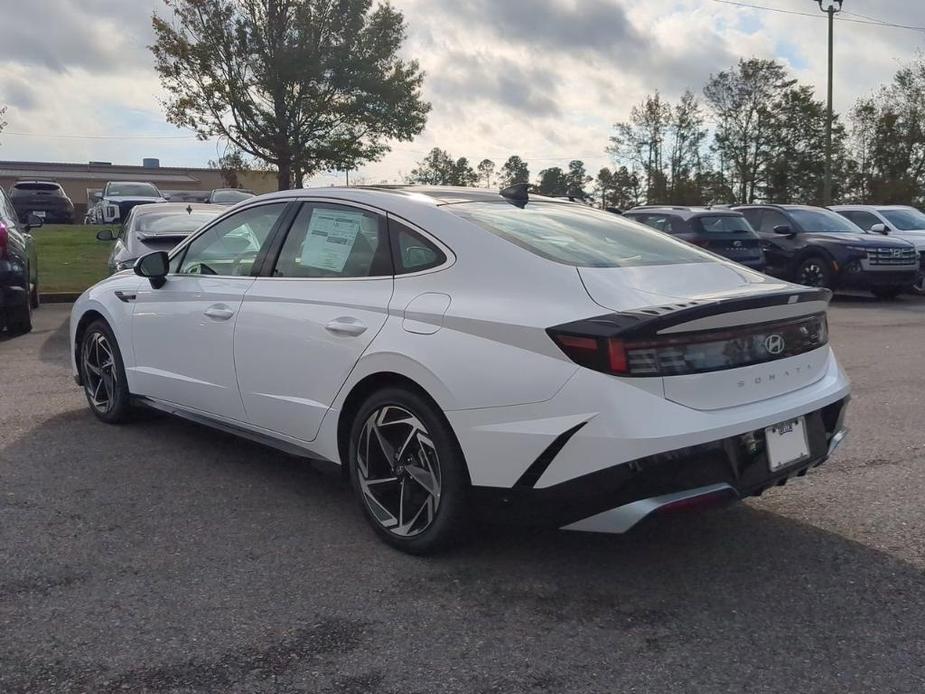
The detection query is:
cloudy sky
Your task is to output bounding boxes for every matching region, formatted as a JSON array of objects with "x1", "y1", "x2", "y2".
[{"x1": 1, "y1": 0, "x2": 923, "y2": 186}]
